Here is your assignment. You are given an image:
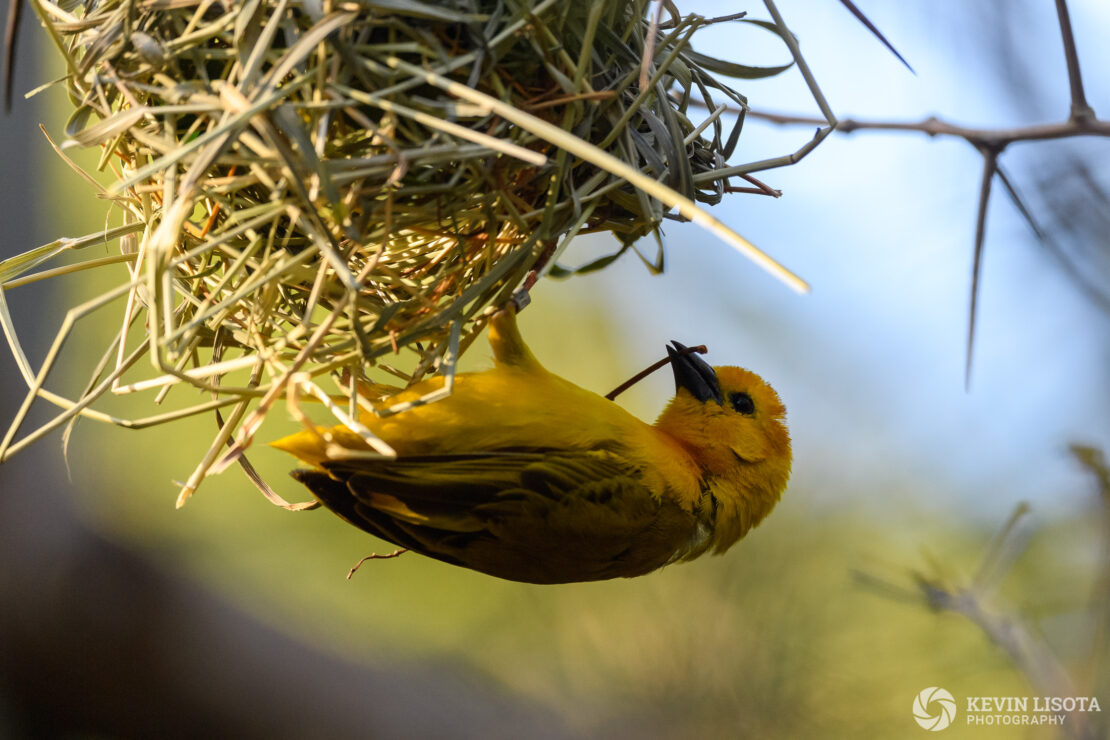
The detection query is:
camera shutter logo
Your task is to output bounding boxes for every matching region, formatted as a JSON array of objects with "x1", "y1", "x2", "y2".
[{"x1": 913, "y1": 687, "x2": 957, "y2": 731}]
